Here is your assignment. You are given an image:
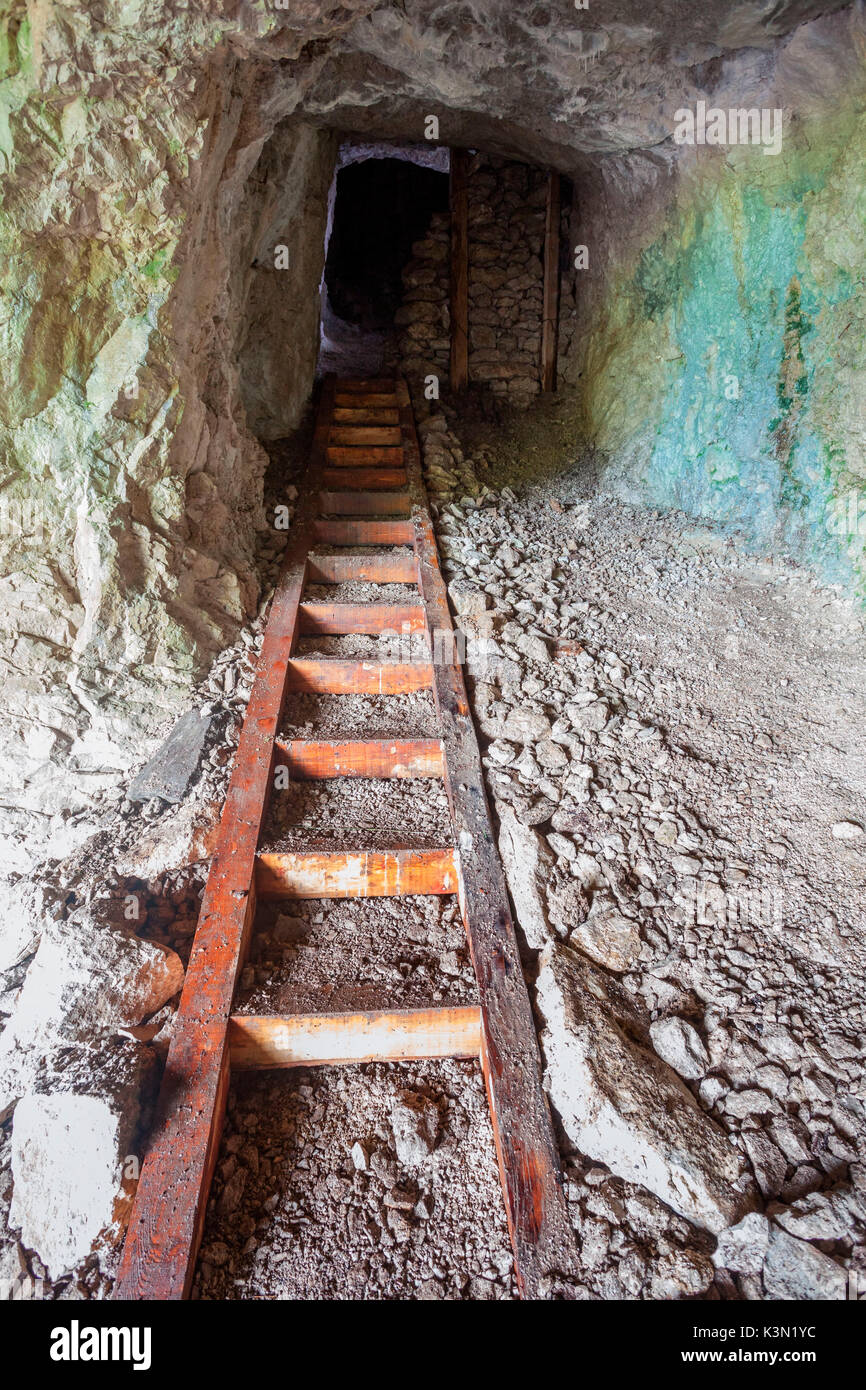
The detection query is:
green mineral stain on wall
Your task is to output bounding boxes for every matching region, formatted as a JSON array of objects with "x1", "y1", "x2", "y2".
[{"x1": 581, "y1": 99, "x2": 866, "y2": 595}]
